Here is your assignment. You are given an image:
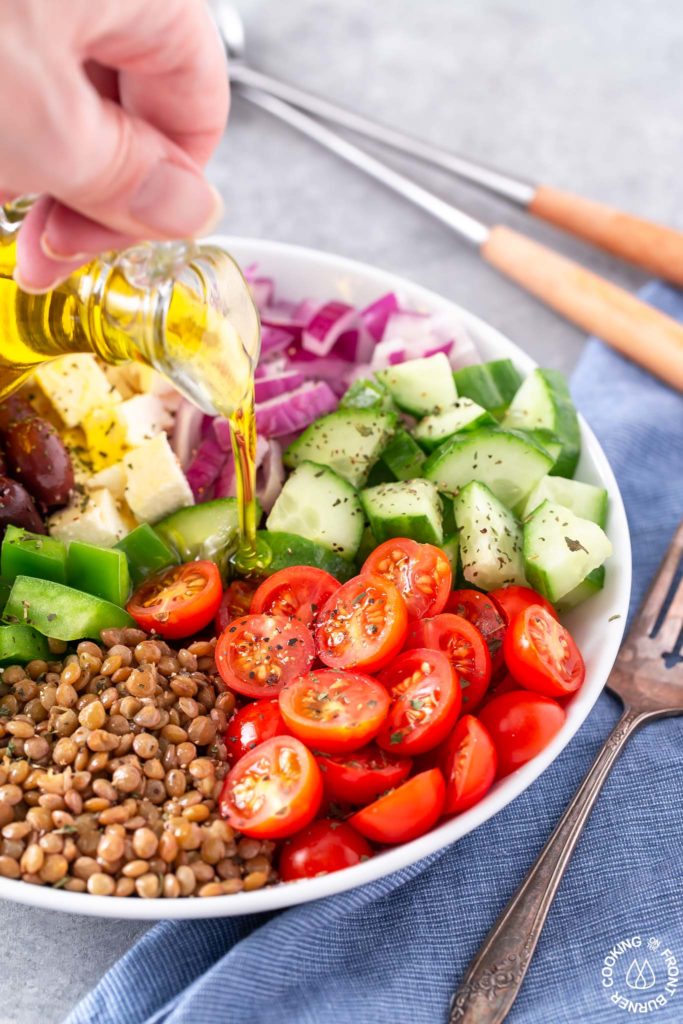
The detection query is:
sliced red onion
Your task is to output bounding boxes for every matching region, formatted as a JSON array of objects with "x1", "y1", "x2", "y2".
[
  {"x1": 248, "y1": 277, "x2": 275, "y2": 310},
  {"x1": 255, "y1": 371, "x2": 307, "y2": 403},
  {"x1": 171, "y1": 400, "x2": 206, "y2": 469},
  {"x1": 361, "y1": 292, "x2": 400, "y2": 341},
  {"x1": 283, "y1": 343, "x2": 355, "y2": 383},
  {"x1": 212, "y1": 417, "x2": 232, "y2": 452},
  {"x1": 213, "y1": 436, "x2": 270, "y2": 500},
  {"x1": 261, "y1": 325, "x2": 296, "y2": 357},
  {"x1": 256, "y1": 440, "x2": 285, "y2": 513},
  {"x1": 255, "y1": 381, "x2": 338, "y2": 437},
  {"x1": 186, "y1": 435, "x2": 227, "y2": 500},
  {"x1": 301, "y1": 301, "x2": 364, "y2": 357},
  {"x1": 382, "y1": 309, "x2": 430, "y2": 347}
]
